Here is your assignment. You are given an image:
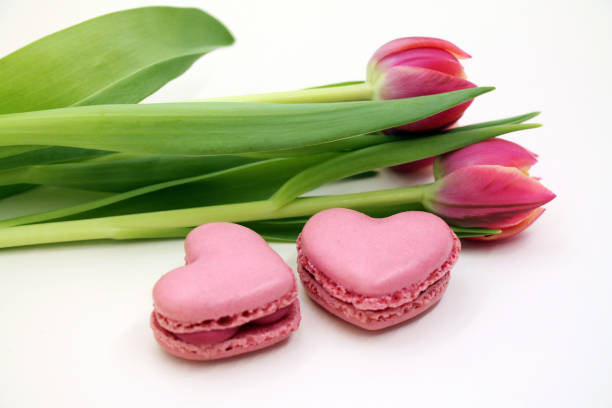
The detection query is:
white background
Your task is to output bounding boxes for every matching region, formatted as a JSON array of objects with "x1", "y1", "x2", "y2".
[{"x1": 0, "y1": 0, "x2": 611, "y2": 406}]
